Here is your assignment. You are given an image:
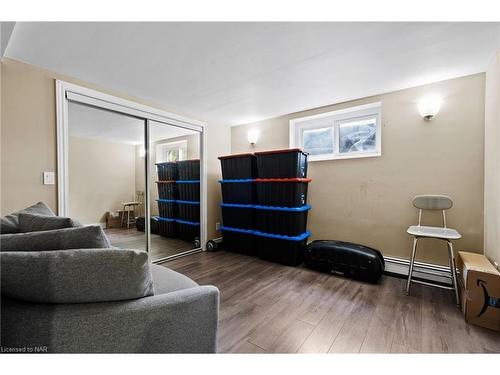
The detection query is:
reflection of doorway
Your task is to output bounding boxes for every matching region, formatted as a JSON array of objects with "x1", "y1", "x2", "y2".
[{"x1": 57, "y1": 81, "x2": 206, "y2": 263}]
